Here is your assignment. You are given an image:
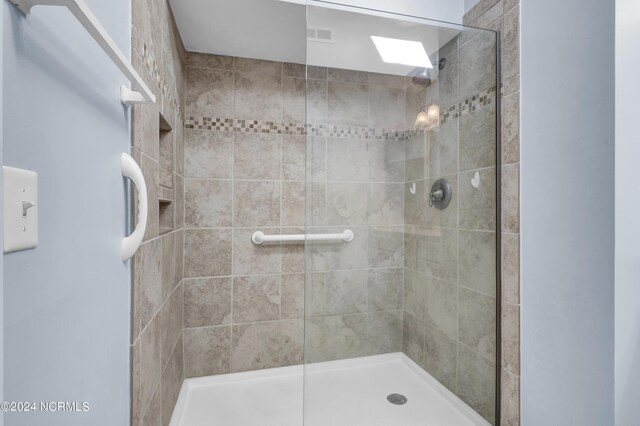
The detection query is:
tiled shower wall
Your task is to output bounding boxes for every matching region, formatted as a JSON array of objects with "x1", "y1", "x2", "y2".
[
  {"x1": 402, "y1": 30, "x2": 499, "y2": 424},
  {"x1": 465, "y1": 1, "x2": 521, "y2": 425},
  {"x1": 304, "y1": 70, "x2": 417, "y2": 363},
  {"x1": 181, "y1": 54, "x2": 418, "y2": 376},
  {"x1": 130, "y1": 1, "x2": 186, "y2": 425},
  {"x1": 181, "y1": 54, "x2": 307, "y2": 376}
]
